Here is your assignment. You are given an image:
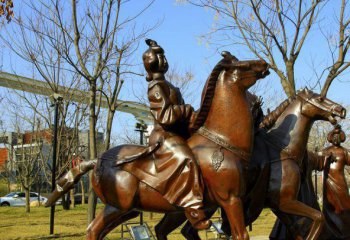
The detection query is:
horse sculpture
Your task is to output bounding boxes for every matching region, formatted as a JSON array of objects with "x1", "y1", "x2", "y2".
[
  {"x1": 45, "y1": 52, "x2": 270, "y2": 240},
  {"x1": 155, "y1": 88, "x2": 346, "y2": 240},
  {"x1": 271, "y1": 124, "x2": 350, "y2": 239}
]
